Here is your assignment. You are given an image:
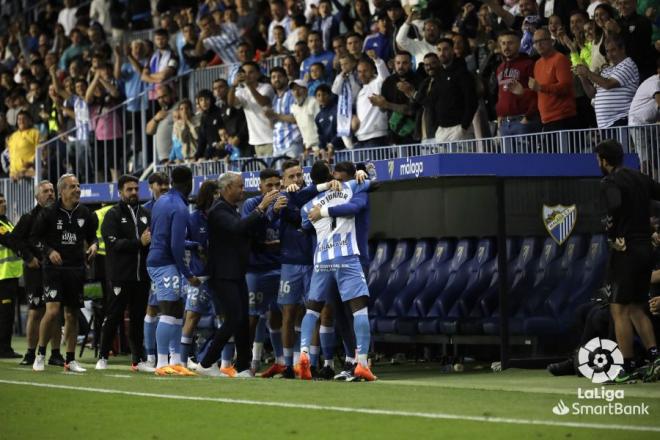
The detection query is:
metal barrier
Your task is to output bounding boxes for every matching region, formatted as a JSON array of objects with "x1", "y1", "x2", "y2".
[{"x1": 0, "y1": 177, "x2": 34, "y2": 223}]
